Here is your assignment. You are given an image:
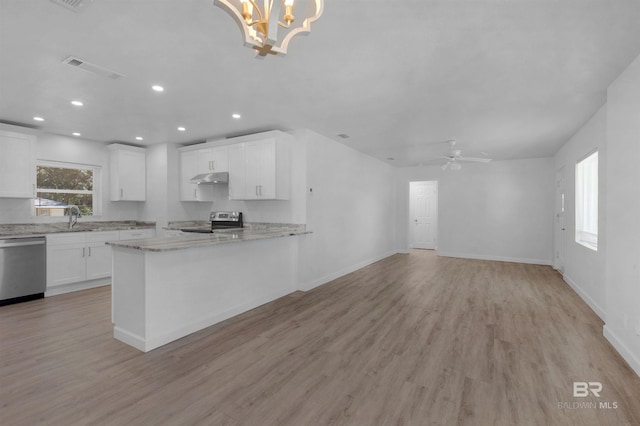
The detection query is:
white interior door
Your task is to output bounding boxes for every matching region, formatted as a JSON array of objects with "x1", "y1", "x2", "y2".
[
  {"x1": 555, "y1": 167, "x2": 566, "y2": 272},
  {"x1": 410, "y1": 181, "x2": 438, "y2": 249}
]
